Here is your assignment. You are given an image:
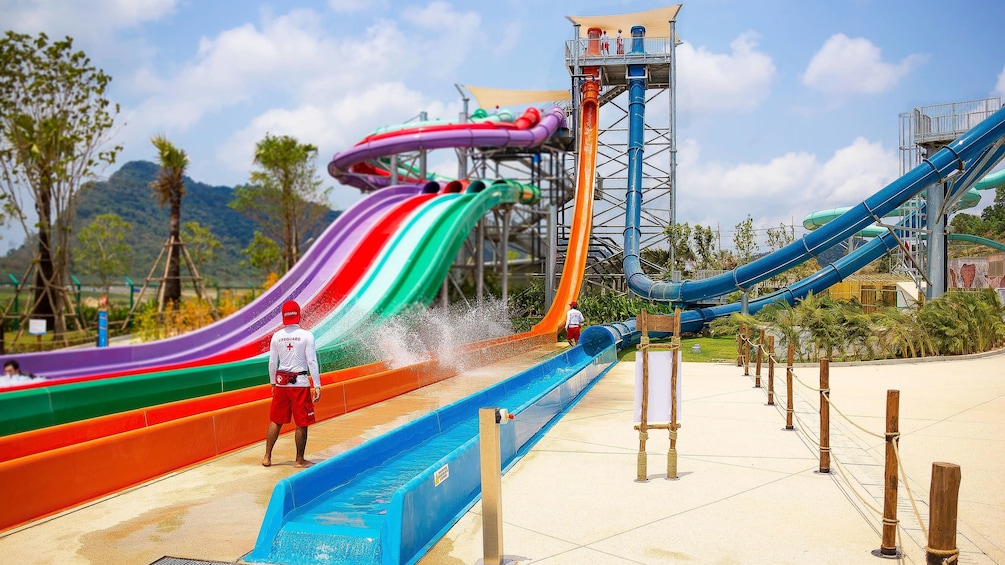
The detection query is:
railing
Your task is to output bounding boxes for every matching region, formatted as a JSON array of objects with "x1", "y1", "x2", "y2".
[
  {"x1": 913, "y1": 97, "x2": 1002, "y2": 145},
  {"x1": 736, "y1": 323, "x2": 965, "y2": 563},
  {"x1": 564, "y1": 36, "x2": 674, "y2": 65}
]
